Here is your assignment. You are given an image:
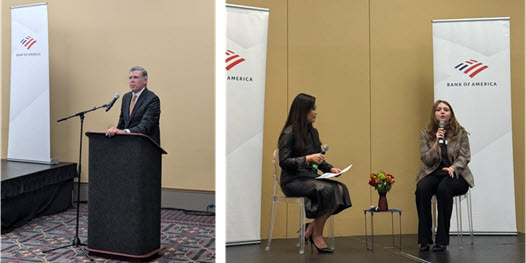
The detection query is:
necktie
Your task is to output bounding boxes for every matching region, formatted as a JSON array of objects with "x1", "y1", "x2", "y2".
[{"x1": 129, "y1": 94, "x2": 136, "y2": 116}]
